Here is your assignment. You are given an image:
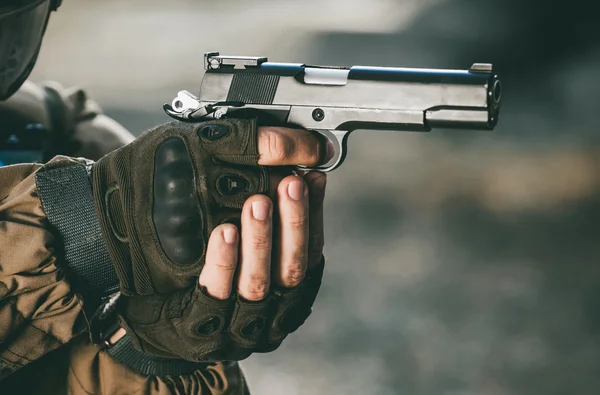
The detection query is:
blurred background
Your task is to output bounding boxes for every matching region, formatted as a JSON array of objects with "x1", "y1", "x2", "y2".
[{"x1": 30, "y1": 0, "x2": 600, "y2": 394}]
